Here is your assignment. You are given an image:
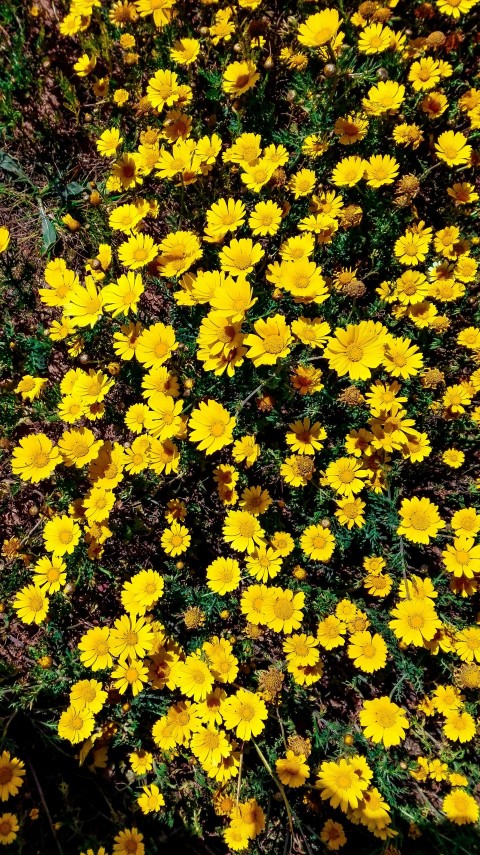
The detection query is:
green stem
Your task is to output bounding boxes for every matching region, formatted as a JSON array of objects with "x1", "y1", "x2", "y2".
[{"x1": 252, "y1": 739, "x2": 294, "y2": 835}]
